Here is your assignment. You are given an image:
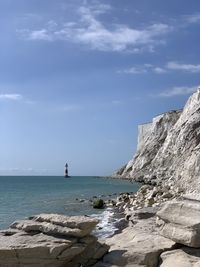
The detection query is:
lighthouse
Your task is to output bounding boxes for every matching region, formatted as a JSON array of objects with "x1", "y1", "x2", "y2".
[{"x1": 64, "y1": 163, "x2": 69, "y2": 177}]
